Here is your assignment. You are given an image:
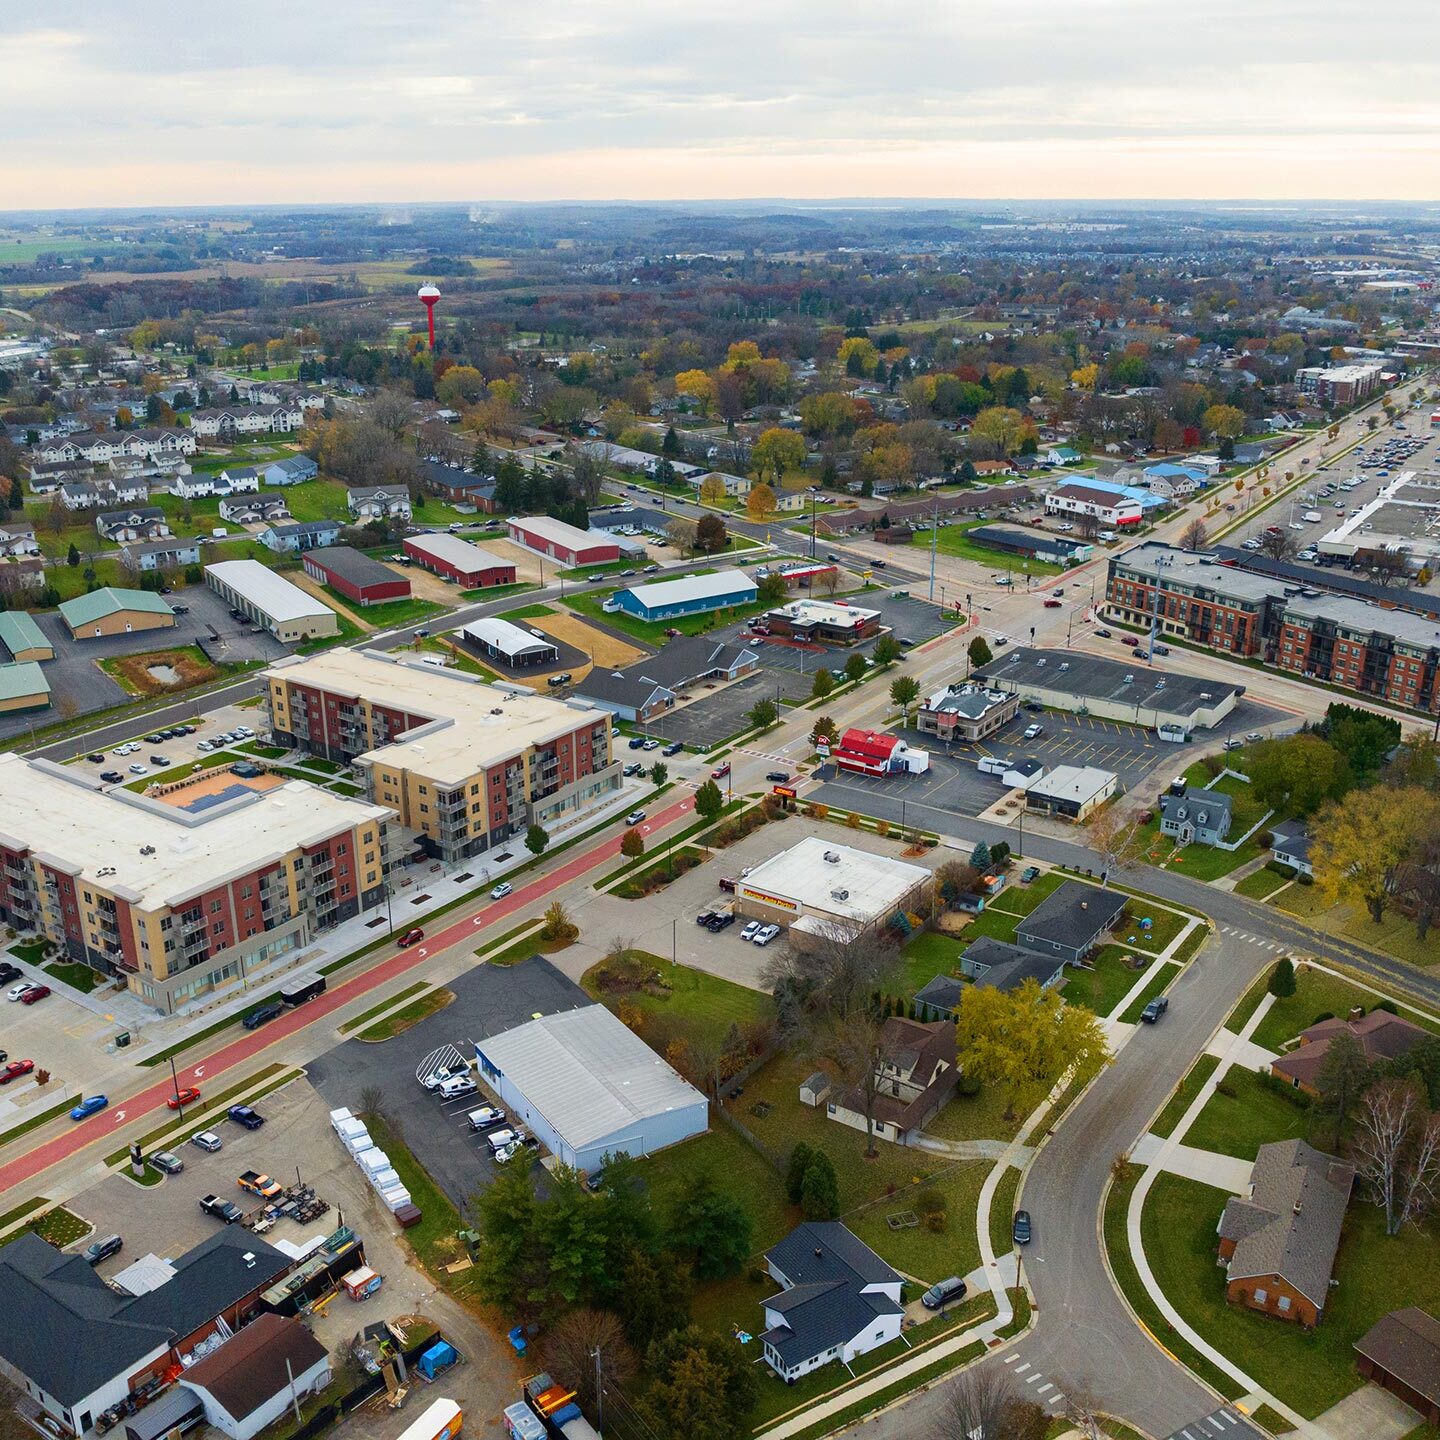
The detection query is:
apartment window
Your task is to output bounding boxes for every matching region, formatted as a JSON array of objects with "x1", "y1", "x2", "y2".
[{"x1": 209, "y1": 899, "x2": 222, "y2": 914}]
